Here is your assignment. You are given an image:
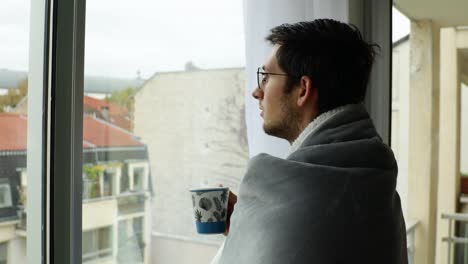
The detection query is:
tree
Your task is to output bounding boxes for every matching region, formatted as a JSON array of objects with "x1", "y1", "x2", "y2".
[
  {"x1": 106, "y1": 87, "x2": 136, "y2": 113},
  {"x1": 0, "y1": 79, "x2": 28, "y2": 112}
]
